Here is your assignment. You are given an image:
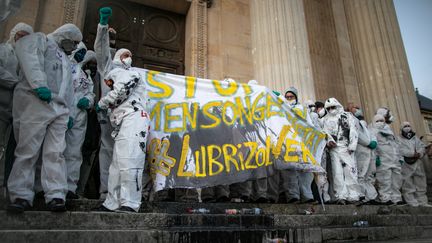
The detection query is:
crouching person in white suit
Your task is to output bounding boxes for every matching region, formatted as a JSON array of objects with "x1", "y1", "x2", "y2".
[{"x1": 95, "y1": 68, "x2": 149, "y2": 213}]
